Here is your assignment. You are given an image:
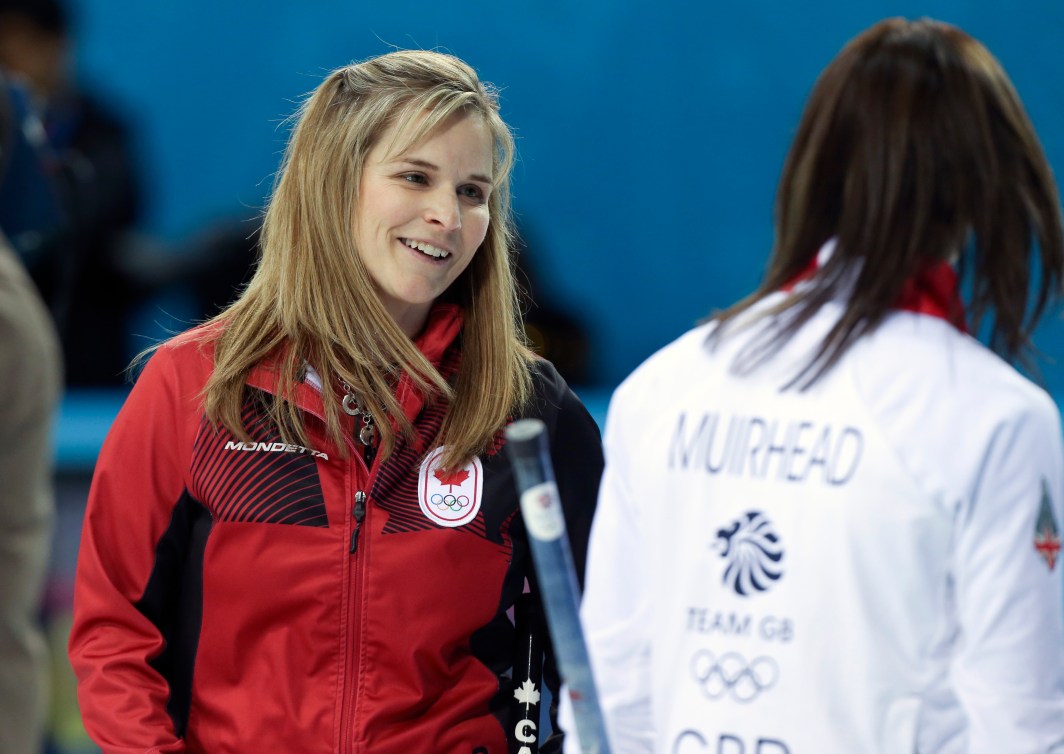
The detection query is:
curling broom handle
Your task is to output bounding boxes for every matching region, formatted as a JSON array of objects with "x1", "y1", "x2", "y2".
[{"x1": 504, "y1": 418, "x2": 611, "y2": 754}]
